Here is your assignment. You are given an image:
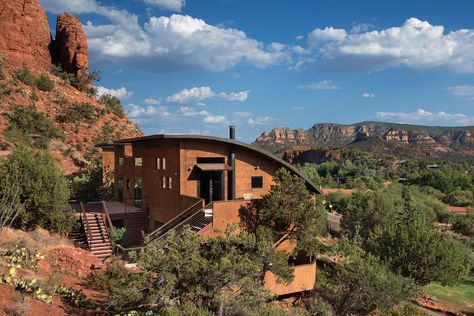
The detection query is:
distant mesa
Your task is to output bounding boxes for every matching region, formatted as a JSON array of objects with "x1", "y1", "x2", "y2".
[
  {"x1": 253, "y1": 122, "x2": 474, "y2": 160},
  {"x1": 0, "y1": 0, "x2": 88, "y2": 78}
]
